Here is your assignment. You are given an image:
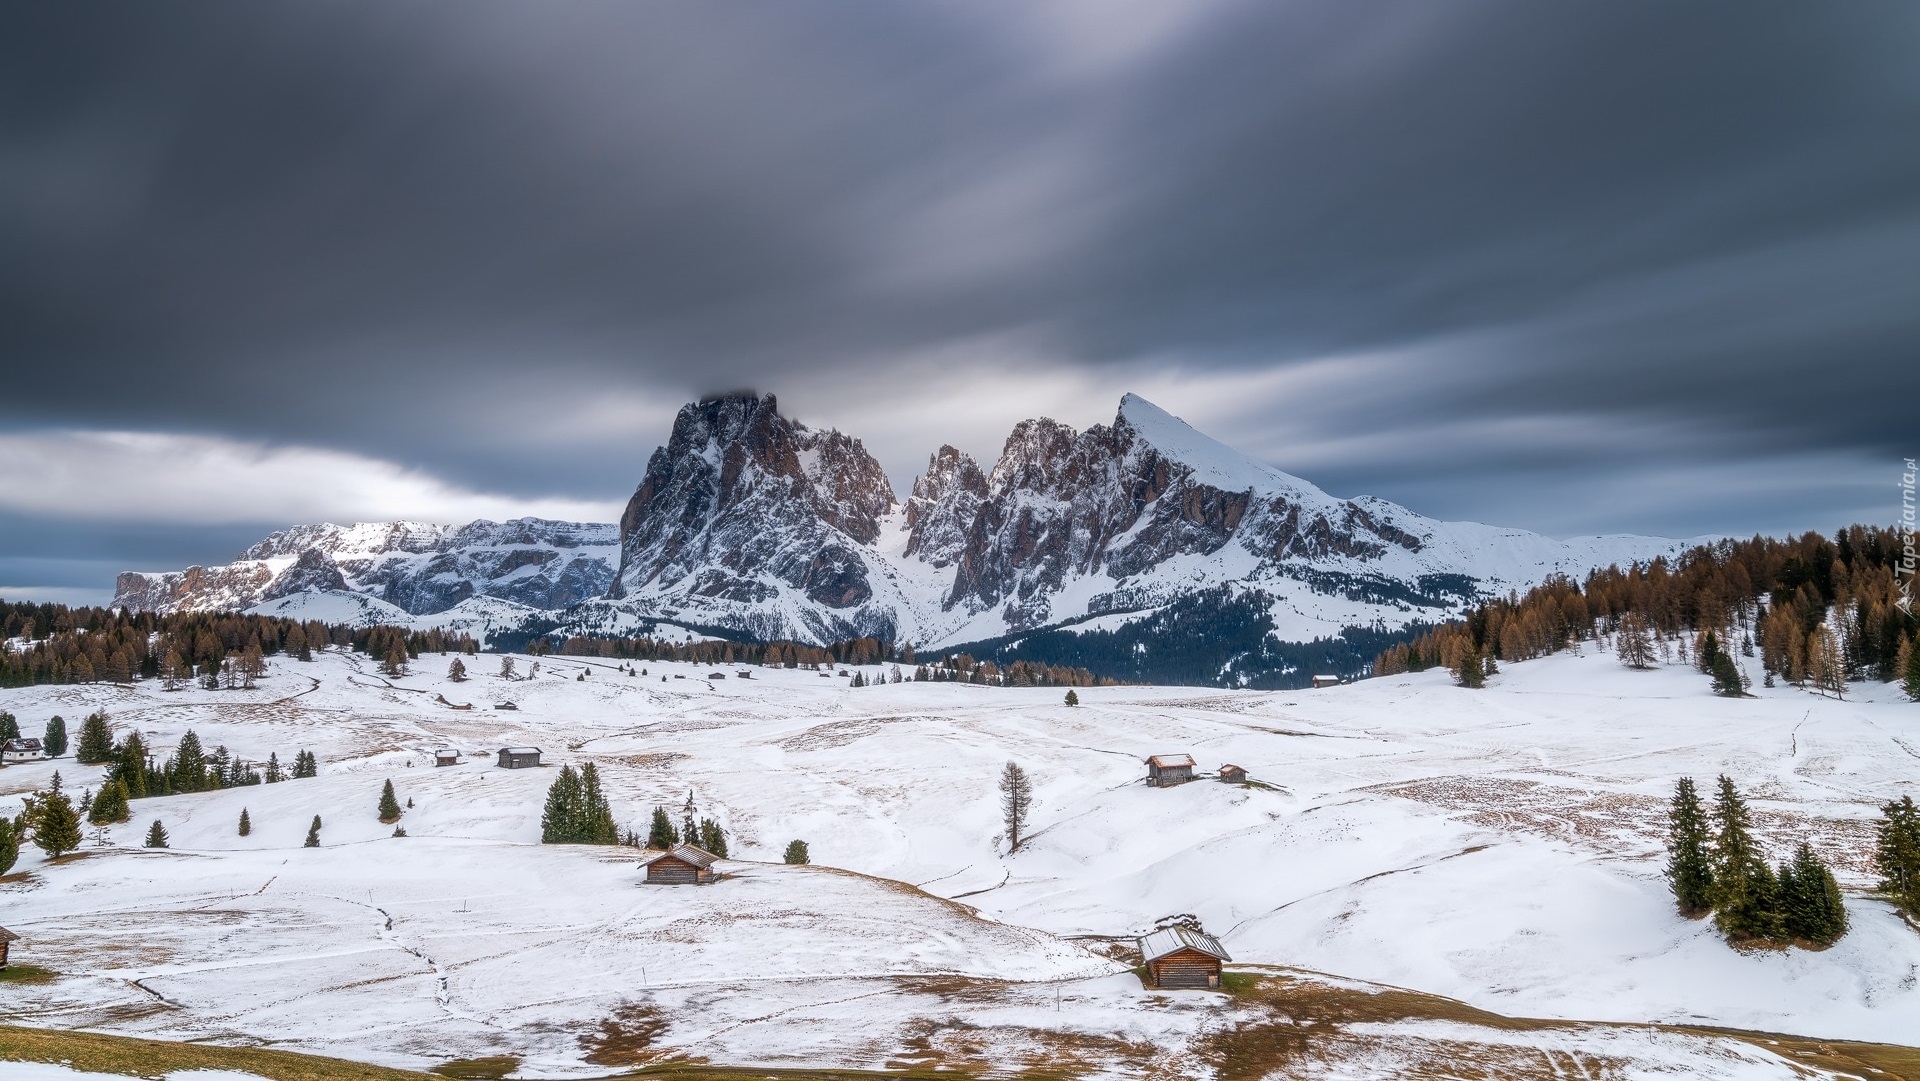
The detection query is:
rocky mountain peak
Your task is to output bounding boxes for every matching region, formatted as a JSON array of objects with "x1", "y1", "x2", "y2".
[
  {"x1": 904, "y1": 446, "x2": 988, "y2": 568},
  {"x1": 608, "y1": 392, "x2": 900, "y2": 640}
]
